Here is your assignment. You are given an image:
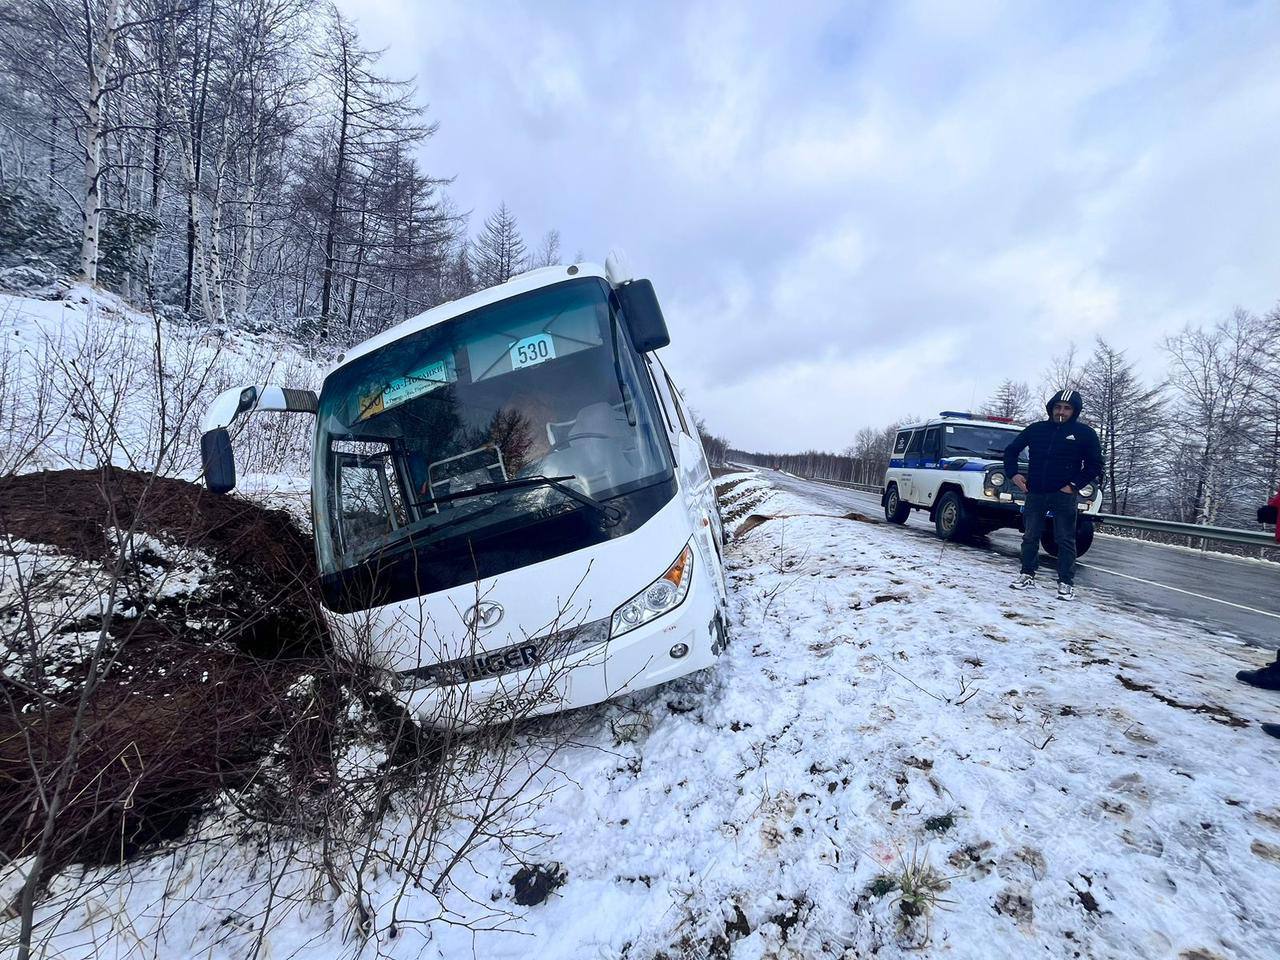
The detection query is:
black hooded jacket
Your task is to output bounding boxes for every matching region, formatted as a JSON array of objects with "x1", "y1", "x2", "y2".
[{"x1": 1002, "y1": 390, "x2": 1103, "y2": 494}]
